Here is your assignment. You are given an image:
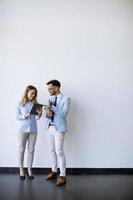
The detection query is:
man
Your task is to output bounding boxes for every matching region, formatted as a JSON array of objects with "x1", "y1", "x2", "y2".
[{"x1": 45, "y1": 79, "x2": 70, "y2": 186}]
